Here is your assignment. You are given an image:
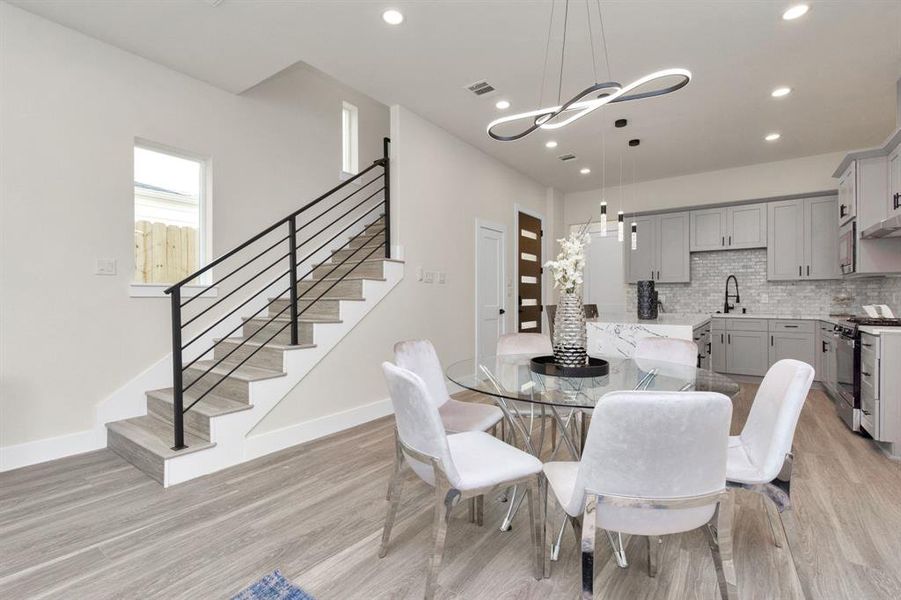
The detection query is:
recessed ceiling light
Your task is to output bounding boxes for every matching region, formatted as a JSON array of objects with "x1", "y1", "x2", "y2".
[
  {"x1": 545, "y1": 140, "x2": 558, "y2": 149},
  {"x1": 765, "y1": 132, "x2": 782, "y2": 142},
  {"x1": 382, "y1": 9, "x2": 404, "y2": 25},
  {"x1": 782, "y1": 4, "x2": 809, "y2": 20},
  {"x1": 495, "y1": 100, "x2": 510, "y2": 110},
  {"x1": 580, "y1": 167, "x2": 591, "y2": 175},
  {"x1": 771, "y1": 87, "x2": 792, "y2": 98}
]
